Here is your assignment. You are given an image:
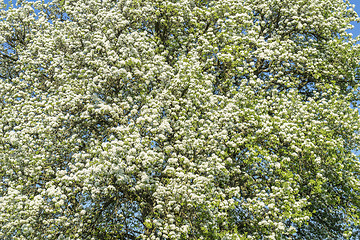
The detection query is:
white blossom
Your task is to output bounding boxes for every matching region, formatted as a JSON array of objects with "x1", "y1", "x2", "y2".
[{"x1": 0, "y1": 0, "x2": 359, "y2": 239}]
